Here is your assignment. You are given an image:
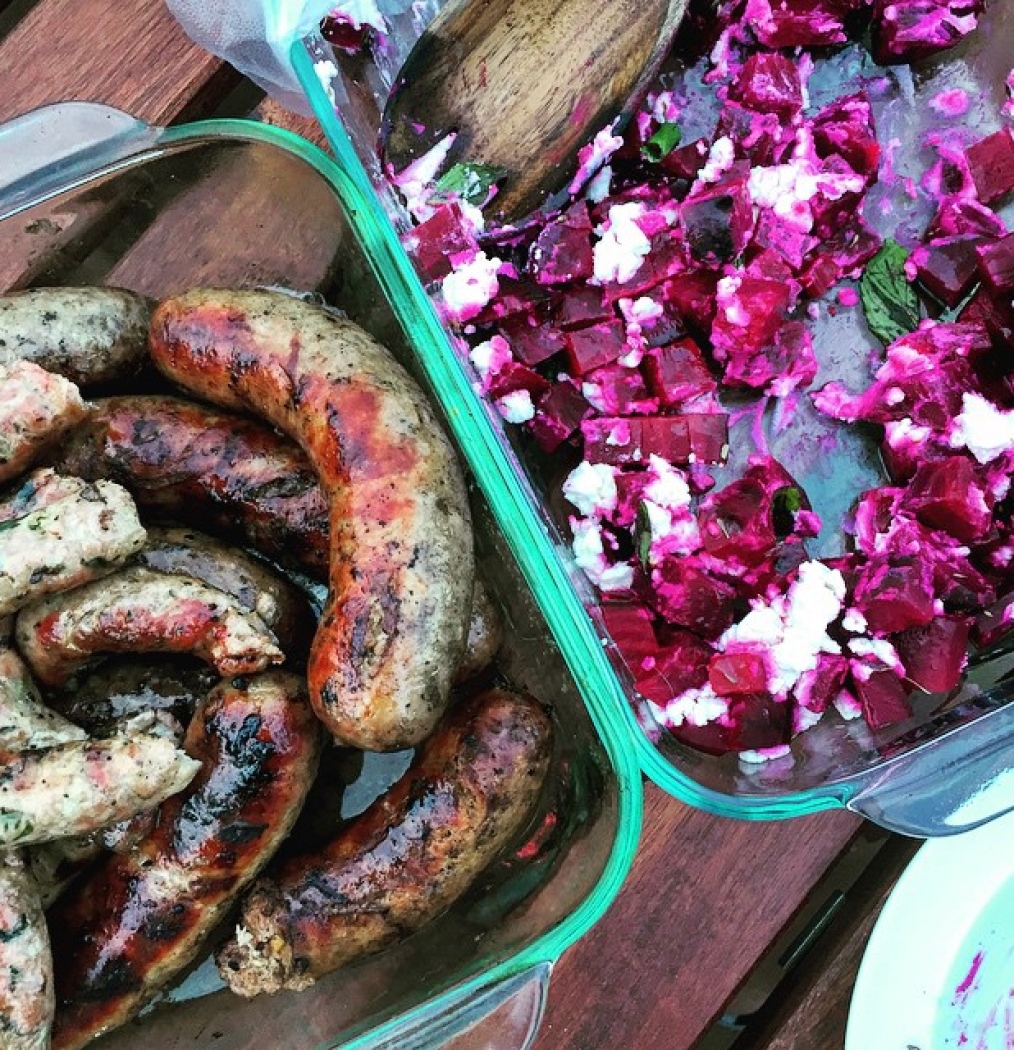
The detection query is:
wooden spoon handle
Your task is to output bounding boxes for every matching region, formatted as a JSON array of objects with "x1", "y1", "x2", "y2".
[{"x1": 381, "y1": 0, "x2": 688, "y2": 223}]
